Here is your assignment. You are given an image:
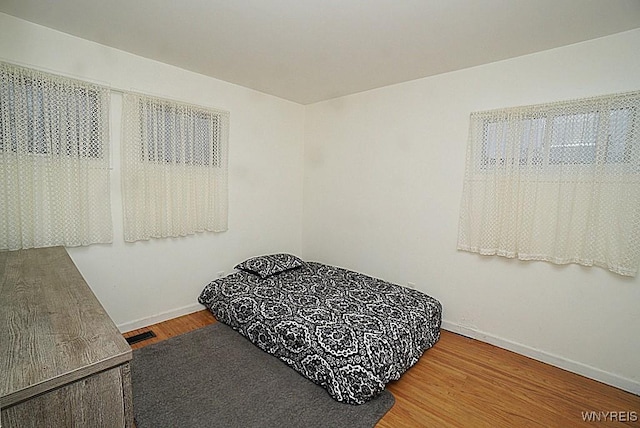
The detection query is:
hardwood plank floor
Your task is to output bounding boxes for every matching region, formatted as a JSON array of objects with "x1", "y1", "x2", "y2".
[
  {"x1": 123, "y1": 310, "x2": 216, "y2": 350},
  {"x1": 124, "y1": 310, "x2": 640, "y2": 427}
]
